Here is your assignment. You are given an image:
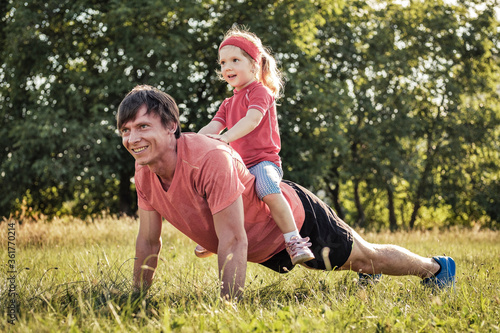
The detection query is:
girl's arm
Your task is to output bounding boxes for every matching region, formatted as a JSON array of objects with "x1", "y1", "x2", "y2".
[
  {"x1": 198, "y1": 120, "x2": 225, "y2": 135},
  {"x1": 217, "y1": 109, "x2": 263, "y2": 143}
]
